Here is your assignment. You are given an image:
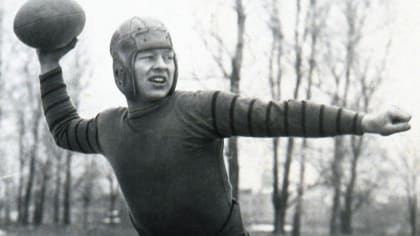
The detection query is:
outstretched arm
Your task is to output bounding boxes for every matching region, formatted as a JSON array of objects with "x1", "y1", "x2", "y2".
[
  {"x1": 210, "y1": 92, "x2": 366, "y2": 137},
  {"x1": 37, "y1": 39, "x2": 101, "y2": 154},
  {"x1": 179, "y1": 91, "x2": 411, "y2": 138}
]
